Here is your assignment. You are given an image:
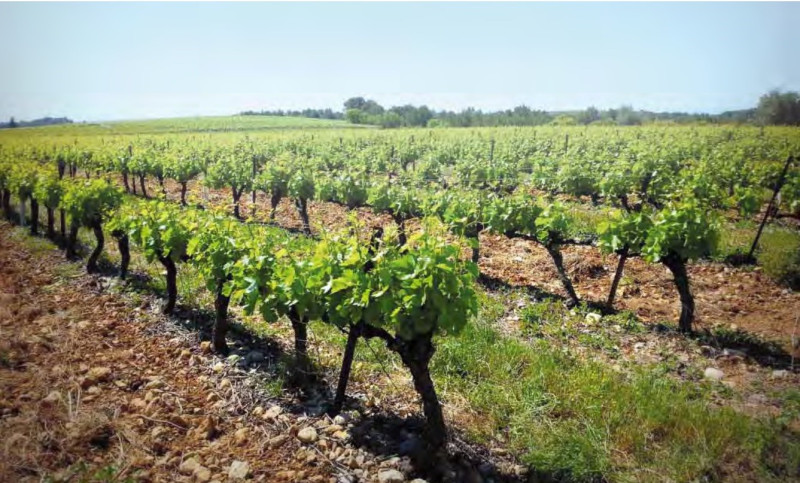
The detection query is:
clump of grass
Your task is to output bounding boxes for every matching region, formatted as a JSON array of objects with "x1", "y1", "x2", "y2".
[
  {"x1": 757, "y1": 228, "x2": 800, "y2": 289},
  {"x1": 431, "y1": 295, "x2": 799, "y2": 481},
  {"x1": 716, "y1": 220, "x2": 800, "y2": 289},
  {"x1": 518, "y1": 300, "x2": 644, "y2": 355}
]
